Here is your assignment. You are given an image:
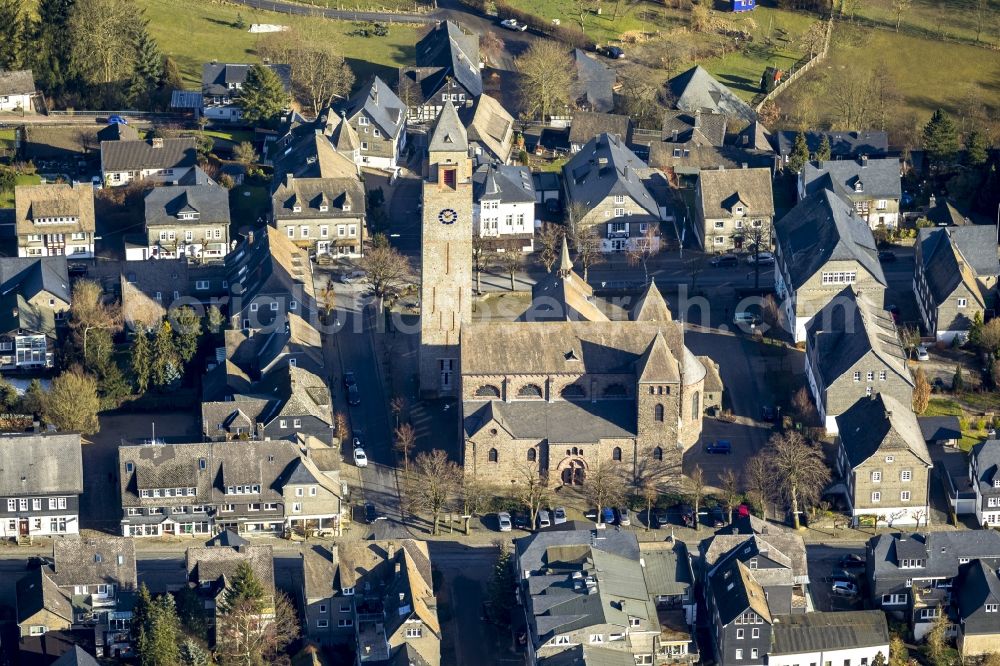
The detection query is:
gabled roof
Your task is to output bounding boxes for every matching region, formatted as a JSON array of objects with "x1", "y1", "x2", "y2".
[
  {"x1": 51, "y1": 535, "x2": 137, "y2": 588},
  {"x1": 918, "y1": 415, "x2": 962, "y2": 443},
  {"x1": 97, "y1": 122, "x2": 140, "y2": 142},
  {"x1": 568, "y1": 111, "x2": 631, "y2": 146},
  {"x1": 51, "y1": 646, "x2": 102, "y2": 666},
  {"x1": 666, "y1": 66, "x2": 754, "y2": 122},
  {"x1": 774, "y1": 189, "x2": 886, "y2": 290},
  {"x1": 707, "y1": 558, "x2": 772, "y2": 625},
  {"x1": 735, "y1": 121, "x2": 773, "y2": 152},
  {"x1": 101, "y1": 137, "x2": 197, "y2": 173},
  {"x1": 956, "y1": 559, "x2": 1000, "y2": 628},
  {"x1": 324, "y1": 113, "x2": 360, "y2": 153},
  {"x1": 461, "y1": 93, "x2": 514, "y2": 164},
  {"x1": 342, "y1": 76, "x2": 406, "y2": 139},
  {"x1": 775, "y1": 130, "x2": 888, "y2": 158},
  {"x1": 697, "y1": 167, "x2": 774, "y2": 219},
  {"x1": 463, "y1": 399, "x2": 635, "y2": 441},
  {"x1": 869, "y1": 531, "x2": 1000, "y2": 580},
  {"x1": 835, "y1": 393, "x2": 932, "y2": 468},
  {"x1": 302, "y1": 544, "x2": 338, "y2": 600},
  {"x1": 563, "y1": 133, "x2": 658, "y2": 218},
  {"x1": 661, "y1": 109, "x2": 727, "y2": 147},
  {"x1": 16, "y1": 566, "x2": 72, "y2": 626},
  {"x1": 917, "y1": 225, "x2": 999, "y2": 307},
  {"x1": 226, "y1": 226, "x2": 314, "y2": 311},
  {"x1": 631, "y1": 280, "x2": 673, "y2": 322},
  {"x1": 525, "y1": 246, "x2": 607, "y2": 323},
  {"x1": 806, "y1": 288, "x2": 912, "y2": 389},
  {"x1": 472, "y1": 164, "x2": 535, "y2": 204},
  {"x1": 428, "y1": 100, "x2": 468, "y2": 153},
  {"x1": 802, "y1": 157, "x2": 901, "y2": 201},
  {"x1": 770, "y1": 611, "x2": 889, "y2": 655},
  {"x1": 206, "y1": 529, "x2": 250, "y2": 548},
  {"x1": 15, "y1": 183, "x2": 96, "y2": 236},
  {"x1": 144, "y1": 184, "x2": 231, "y2": 228},
  {"x1": 971, "y1": 439, "x2": 1000, "y2": 498},
  {"x1": 186, "y1": 544, "x2": 276, "y2": 594},
  {"x1": 271, "y1": 175, "x2": 364, "y2": 220},
  {"x1": 414, "y1": 21, "x2": 482, "y2": 98},
  {"x1": 926, "y1": 195, "x2": 970, "y2": 227},
  {"x1": 572, "y1": 49, "x2": 616, "y2": 113},
  {"x1": 0, "y1": 256, "x2": 70, "y2": 304},
  {"x1": 202, "y1": 62, "x2": 291, "y2": 97},
  {"x1": 0, "y1": 433, "x2": 82, "y2": 496},
  {"x1": 648, "y1": 142, "x2": 773, "y2": 174},
  {"x1": 272, "y1": 130, "x2": 359, "y2": 181},
  {"x1": 0, "y1": 69, "x2": 35, "y2": 96}
]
